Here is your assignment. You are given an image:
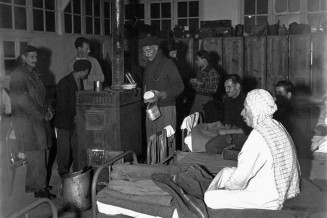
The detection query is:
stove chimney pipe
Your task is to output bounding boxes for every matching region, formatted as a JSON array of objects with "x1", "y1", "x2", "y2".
[{"x1": 111, "y1": 0, "x2": 124, "y2": 86}]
